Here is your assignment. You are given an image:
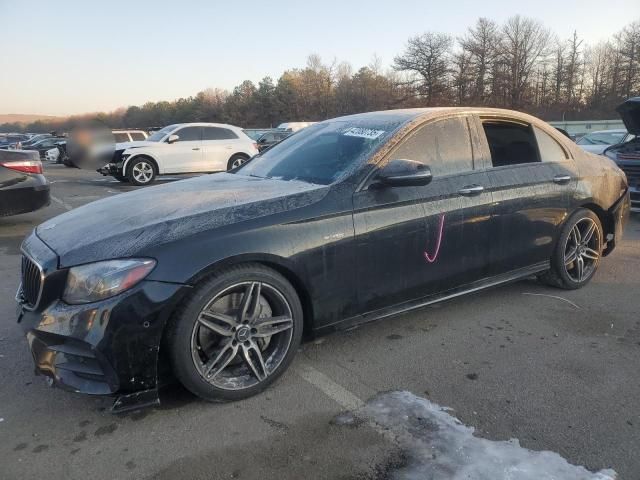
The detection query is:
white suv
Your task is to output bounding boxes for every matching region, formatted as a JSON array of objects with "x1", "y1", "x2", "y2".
[{"x1": 98, "y1": 123, "x2": 258, "y2": 185}]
